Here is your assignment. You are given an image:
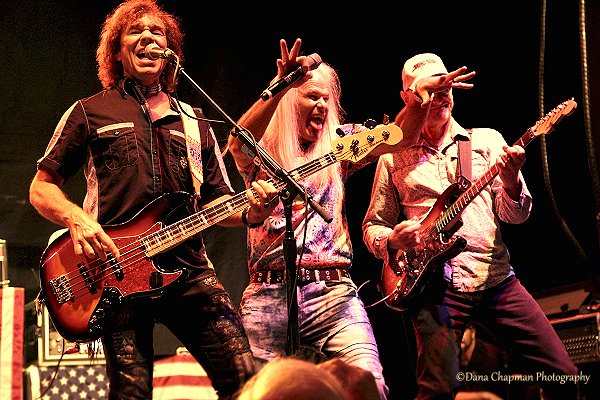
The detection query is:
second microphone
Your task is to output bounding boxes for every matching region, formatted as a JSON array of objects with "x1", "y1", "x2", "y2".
[{"x1": 260, "y1": 53, "x2": 322, "y2": 101}]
